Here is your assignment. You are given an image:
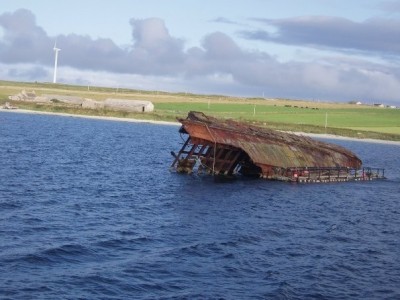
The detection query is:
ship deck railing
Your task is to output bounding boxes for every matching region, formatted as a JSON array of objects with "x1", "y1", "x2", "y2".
[{"x1": 284, "y1": 167, "x2": 385, "y2": 183}]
